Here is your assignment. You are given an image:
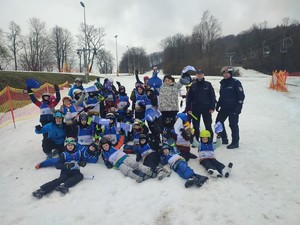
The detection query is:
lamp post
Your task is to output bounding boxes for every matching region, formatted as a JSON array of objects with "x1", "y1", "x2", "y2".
[
  {"x1": 127, "y1": 46, "x2": 130, "y2": 75},
  {"x1": 114, "y1": 35, "x2": 119, "y2": 76},
  {"x1": 80, "y1": 1, "x2": 89, "y2": 83}
]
